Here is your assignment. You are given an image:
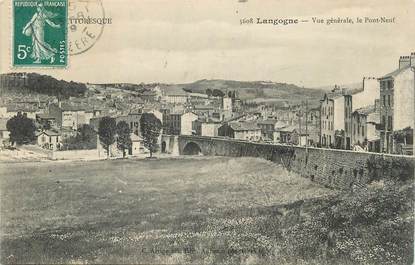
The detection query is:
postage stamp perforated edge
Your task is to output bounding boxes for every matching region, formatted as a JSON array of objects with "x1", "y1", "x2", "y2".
[{"x1": 10, "y1": 0, "x2": 69, "y2": 69}]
